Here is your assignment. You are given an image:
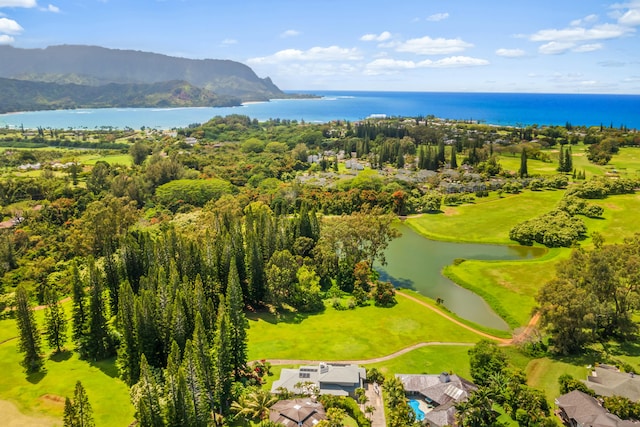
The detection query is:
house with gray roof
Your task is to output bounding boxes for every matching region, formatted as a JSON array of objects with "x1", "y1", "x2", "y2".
[
  {"x1": 583, "y1": 365, "x2": 640, "y2": 401},
  {"x1": 271, "y1": 363, "x2": 366, "y2": 398},
  {"x1": 555, "y1": 390, "x2": 639, "y2": 427},
  {"x1": 269, "y1": 398, "x2": 326, "y2": 427},
  {"x1": 396, "y1": 372, "x2": 477, "y2": 427}
]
